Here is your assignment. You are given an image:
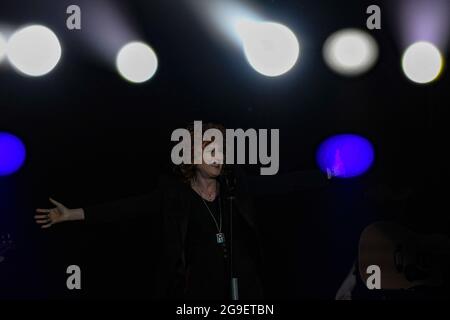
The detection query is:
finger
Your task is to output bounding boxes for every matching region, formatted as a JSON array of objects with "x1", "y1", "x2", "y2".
[
  {"x1": 36, "y1": 209, "x2": 52, "y2": 213},
  {"x1": 34, "y1": 215, "x2": 49, "y2": 219},
  {"x1": 36, "y1": 219, "x2": 50, "y2": 224},
  {"x1": 49, "y1": 198, "x2": 63, "y2": 207},
  {"x1": 41, "y1": 223, "x2": 53, "y2": 229}
]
